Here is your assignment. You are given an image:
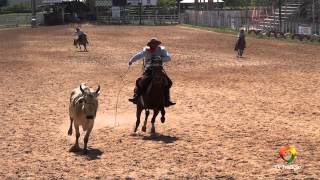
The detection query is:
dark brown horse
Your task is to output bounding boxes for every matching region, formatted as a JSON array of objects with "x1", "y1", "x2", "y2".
[
  {"x1": 134, "y1": 66, "x2": 166, "y2": 134},
  {"x1": 234, "y1": 36, "x2": 246, "y2": 57},
  {"x1": 74, "y1": 34, "x2": 88, "y2": 52}
]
